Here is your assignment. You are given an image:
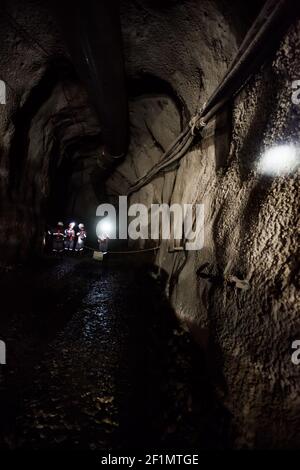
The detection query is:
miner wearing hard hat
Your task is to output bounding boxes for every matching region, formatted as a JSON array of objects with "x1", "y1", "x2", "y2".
[
  {"x1": 75, "y1": 223, "x2": 87, "y2": 252},
  {"x1": 52, "y1": 221, "x2": 65, "y2": 252},
  {"x1": 64, "y1": 222, "x2": 76, "y2": 251}
]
